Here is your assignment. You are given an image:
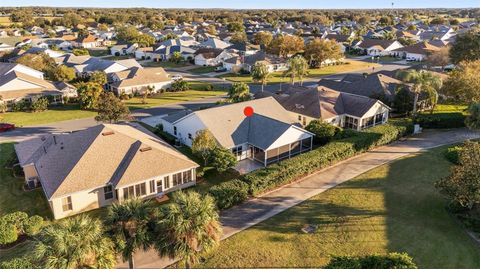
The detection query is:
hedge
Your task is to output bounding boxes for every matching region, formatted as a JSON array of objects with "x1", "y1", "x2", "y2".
[
  {"x1": 416, "y1": 112, "x2": 465, "y2": 129},
  {"x1": 209, "y1": 179, "x2": 249, "y2": 210},
  {"x1": 243, "y1": 120, "x2": 413, "y2": 196},
  {"x1": 0, "y1": 258, "x2": 36, "y2": 269},
  {"x1": 0, "y1": 219, "x2": 18, "y2": 245},
  {"x1": 444, "y1": 145, "x2": 463, "y2": 164},
  {"x1": 0, "y1": 212, "x2": 44, "y2": 245},
  {"x1": 324, "y1": 252, "x2": 418, "y2": 269}
]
